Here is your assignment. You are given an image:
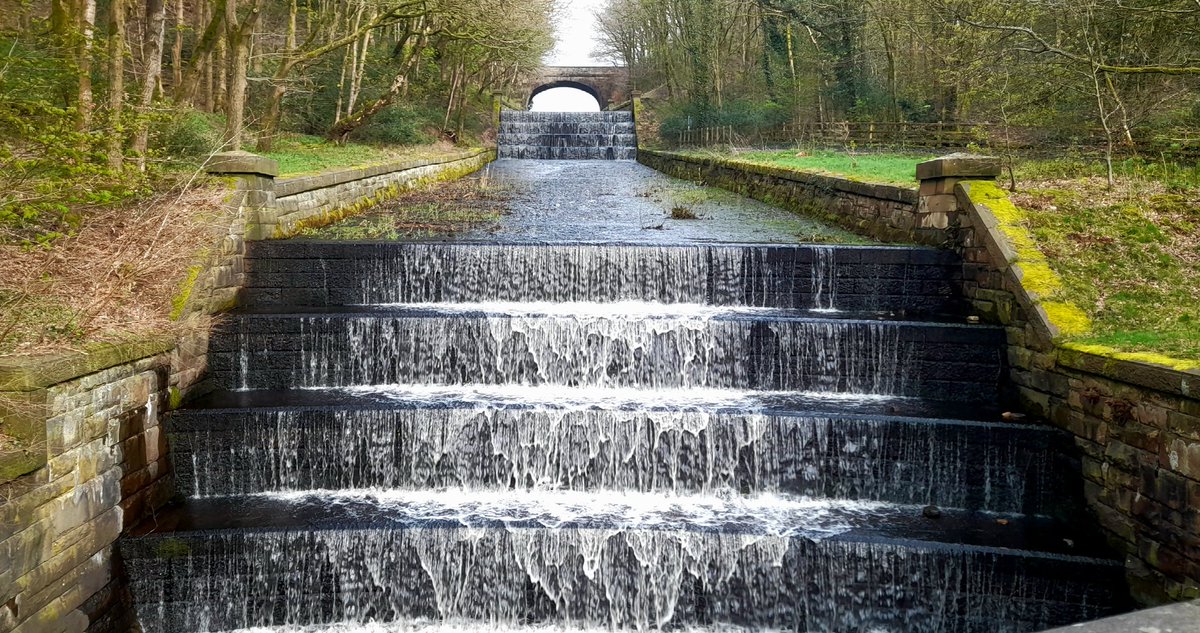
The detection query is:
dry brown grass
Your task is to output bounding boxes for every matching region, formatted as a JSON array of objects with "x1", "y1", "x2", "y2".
[{"x1": 0, "y1": 177, "x2": 232, "y2": 357}]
